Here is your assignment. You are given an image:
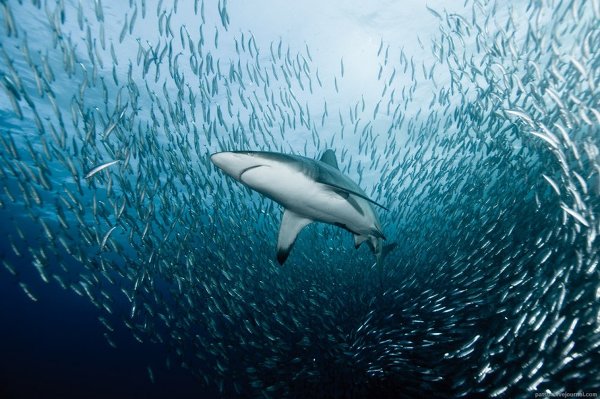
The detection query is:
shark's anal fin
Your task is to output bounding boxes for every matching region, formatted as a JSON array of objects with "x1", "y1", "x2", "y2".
[
  {"x1": 319, "y1": 149, "x2": 339, "y2": 170},
  {"x1": 277, "y1": 209, "x2": 313, "y2": 265}
]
